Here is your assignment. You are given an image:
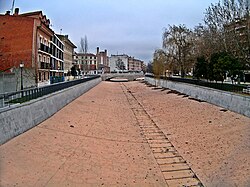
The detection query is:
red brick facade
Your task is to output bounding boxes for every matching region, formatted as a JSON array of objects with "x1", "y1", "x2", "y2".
[
  {"x1": 0, "y1": 14, "x2": 34, "y2": 71},
  {"x1": 0, "y1": 9, "x2": 54, "y2": 85}
]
